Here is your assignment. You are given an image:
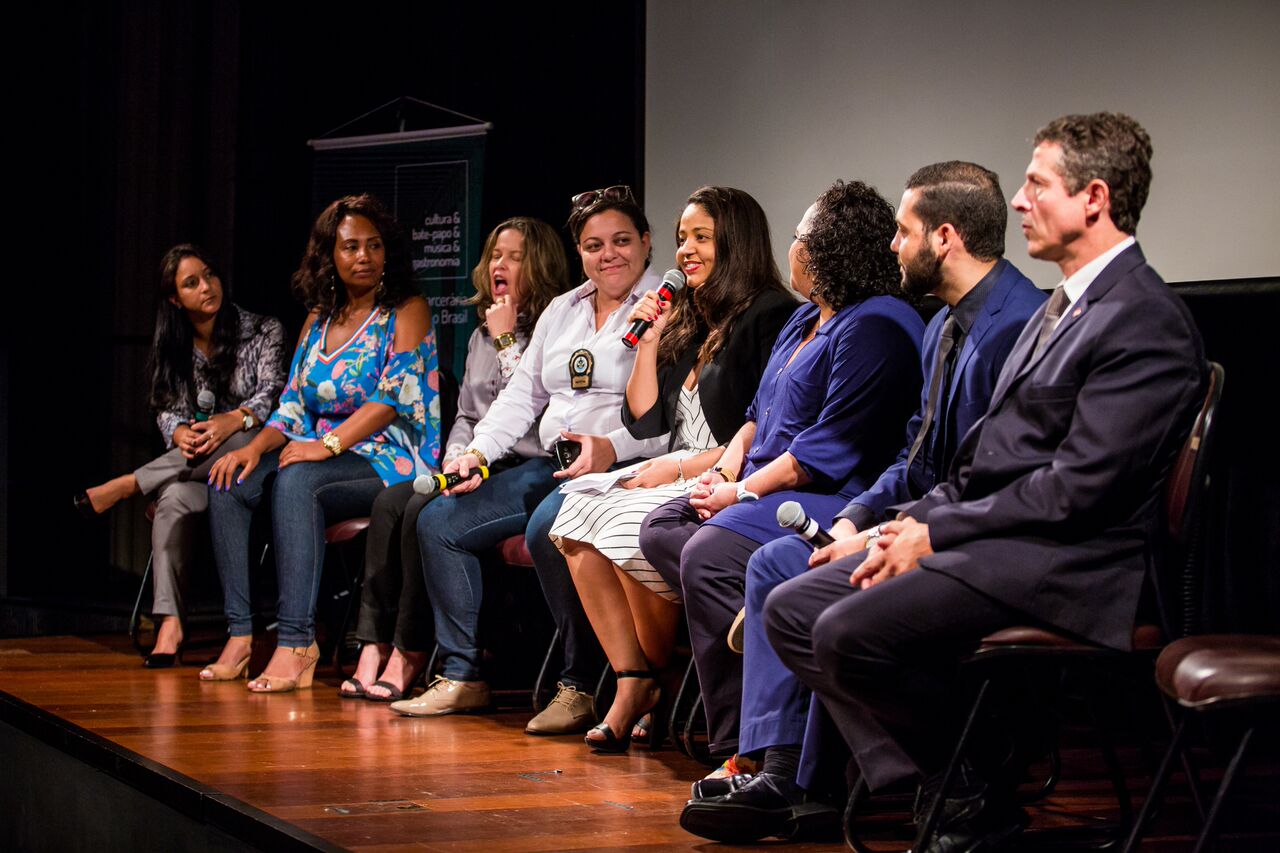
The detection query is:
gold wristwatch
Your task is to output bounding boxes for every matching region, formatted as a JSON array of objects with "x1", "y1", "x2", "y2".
[
  {"x1": 492, "y1": 332, "x2": 517, "y2": 351},
  {"x1": 321, "y1": 431, "x2": 343, "y2": 457}
]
